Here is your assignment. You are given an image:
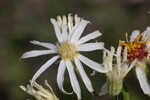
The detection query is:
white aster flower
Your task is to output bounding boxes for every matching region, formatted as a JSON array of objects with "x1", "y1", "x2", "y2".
[
  {"x1": 119, "y1": 27, "x2": 150, "y2": 96},
  {"x1": 100, "y1": 46, "x2": 136, "y2": 96},
  {"x1": 20, "y1": 80, "x2": 59, "y2": 100},
  {"x1": 21, "y1": 14, "x2": 107, "y2": 100}
]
